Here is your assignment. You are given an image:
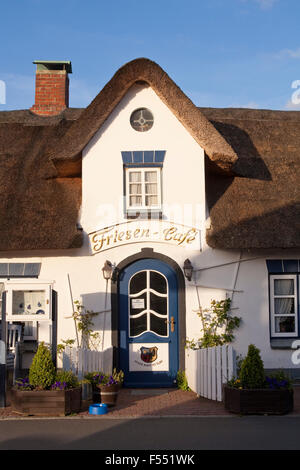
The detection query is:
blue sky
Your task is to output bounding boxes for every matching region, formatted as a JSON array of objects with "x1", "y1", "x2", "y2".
[{"x1": 1, "y1": 0, "x2": 300, "y2": 111}]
